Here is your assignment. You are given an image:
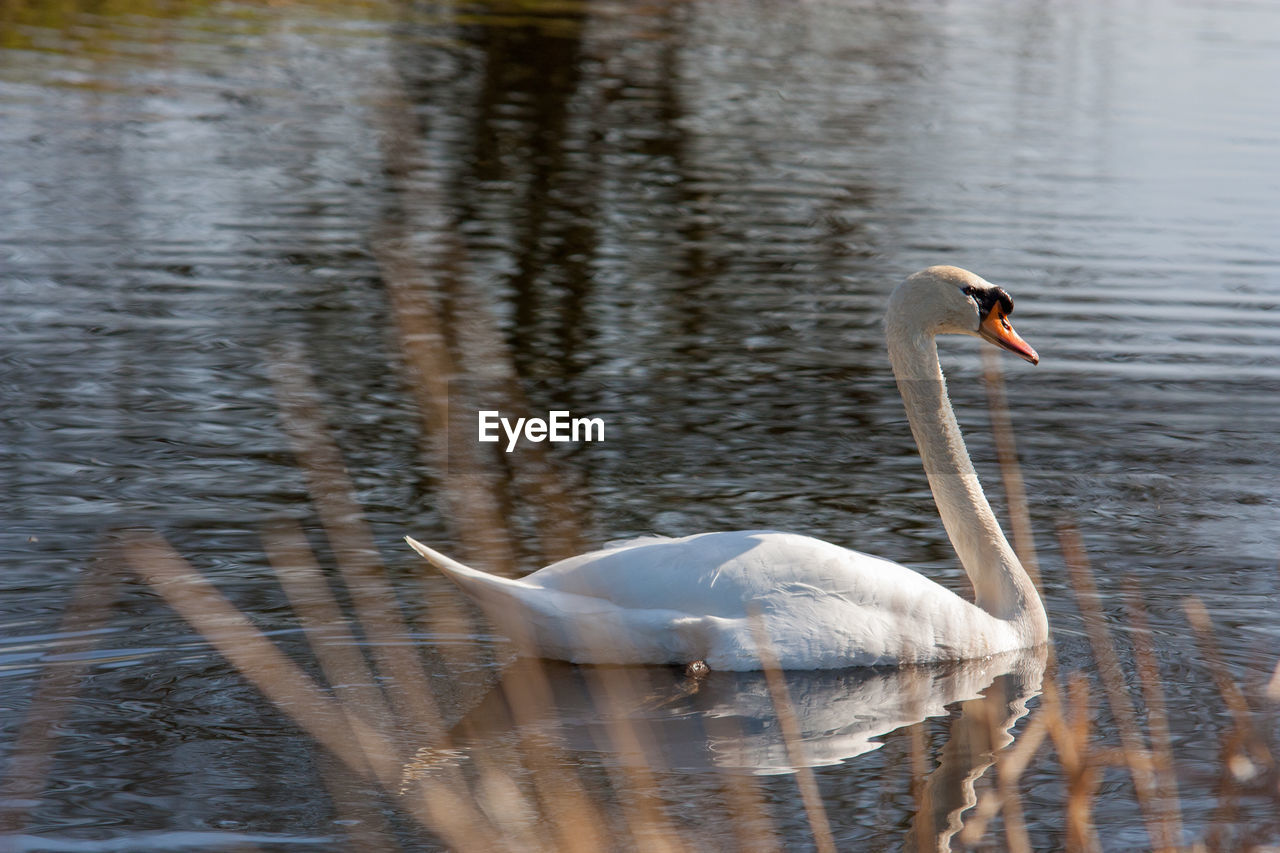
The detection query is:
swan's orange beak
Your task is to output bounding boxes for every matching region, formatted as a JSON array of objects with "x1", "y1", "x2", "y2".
[{"x1": 979, "y1": 306, "x2": 1039, "y2": 365}]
